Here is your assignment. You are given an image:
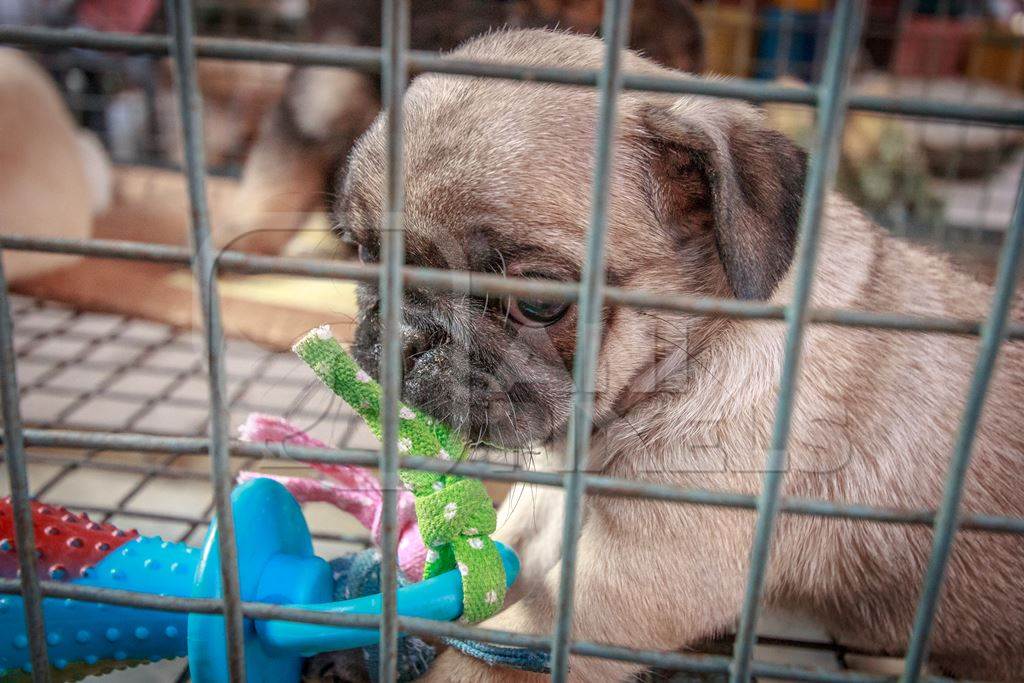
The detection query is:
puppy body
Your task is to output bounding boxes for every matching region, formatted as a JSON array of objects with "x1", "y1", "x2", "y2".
[
  {"x1": 340, "y1": 31, "x2": 1024, "y2": 681},
  {"x1": 483, "y1": 202, "x2": 1024, "y2": 682},
  {"x1": 0, "y1": 48, "x2": 108, "y2": 283}
]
